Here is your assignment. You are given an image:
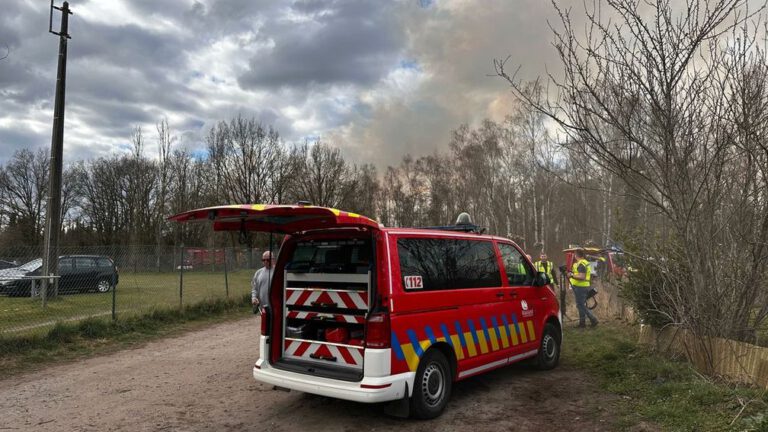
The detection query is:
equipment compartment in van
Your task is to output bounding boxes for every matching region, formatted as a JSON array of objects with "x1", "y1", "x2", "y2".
[{"x1": 279, "y1": 238, "x2": 373, "y2": 373}]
